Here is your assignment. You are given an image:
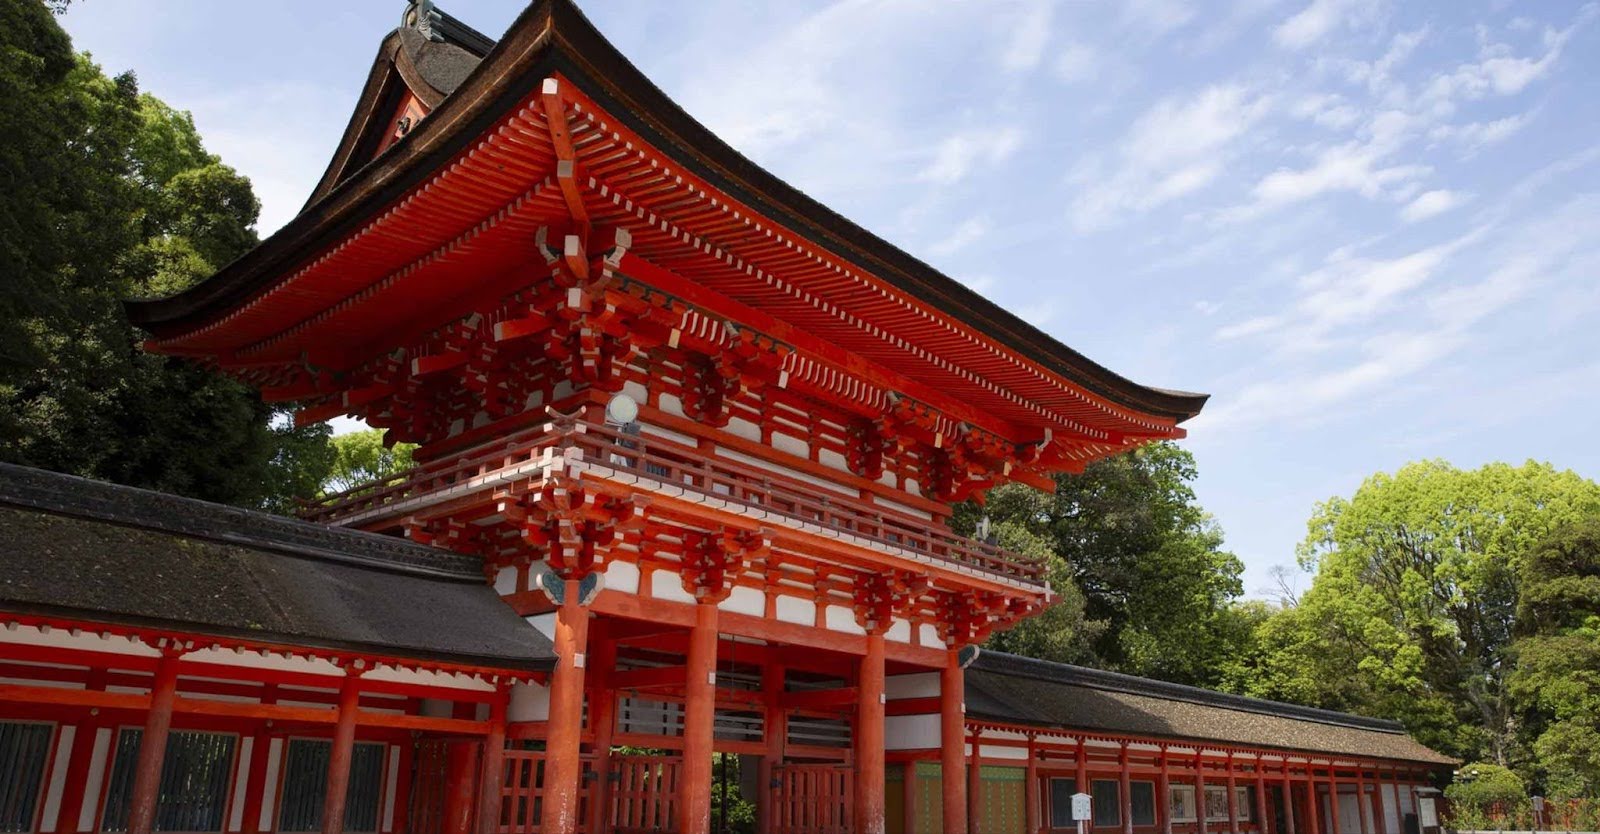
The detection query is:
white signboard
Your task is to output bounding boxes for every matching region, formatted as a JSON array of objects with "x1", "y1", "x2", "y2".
[
  {"x1": 1418, "y1": 797, "x2": 1439, "y2": 829},
  {"x1": 1071, "y1": 792, "x2": 1093, "y2": 822}
]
